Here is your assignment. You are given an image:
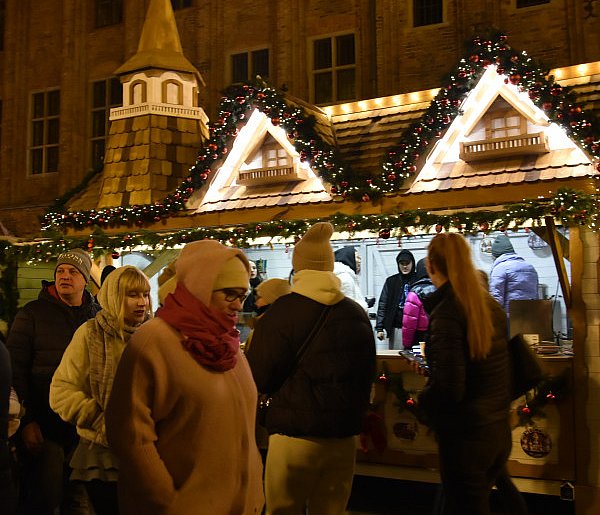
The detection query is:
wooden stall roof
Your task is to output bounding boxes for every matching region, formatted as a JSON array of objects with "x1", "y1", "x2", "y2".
[
  {"x1": 58, "y1": 60, "x2": 599, "y2": 235},
  {"x1": 325, "y1": 89, "x2": 437, "y2": 181}
]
